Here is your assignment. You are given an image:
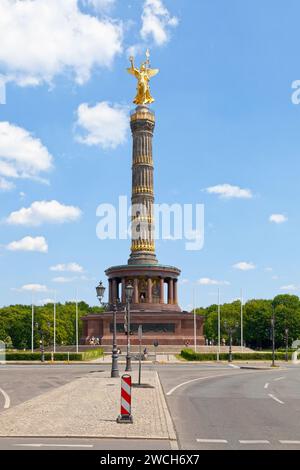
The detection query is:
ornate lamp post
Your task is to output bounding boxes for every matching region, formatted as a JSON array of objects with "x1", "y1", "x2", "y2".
[
  {"x1": 96, "y1": 281, "x2": 120, "y2": 378},
  {"x1": 125, "y1": 284, "x2": 134, "y2": 372},
  {"x1": 223, "y1": 321, "x2": 239, "y2": 363}
]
